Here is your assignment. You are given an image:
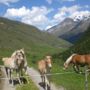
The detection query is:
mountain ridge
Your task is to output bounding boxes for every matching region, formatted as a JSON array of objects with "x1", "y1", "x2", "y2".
[
  {"x1": 0, "y1": 17, "x2": 72, "y2": 57},
  {"x1": 47, "y1": 16, "x2": 90, "y2": 43}
]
